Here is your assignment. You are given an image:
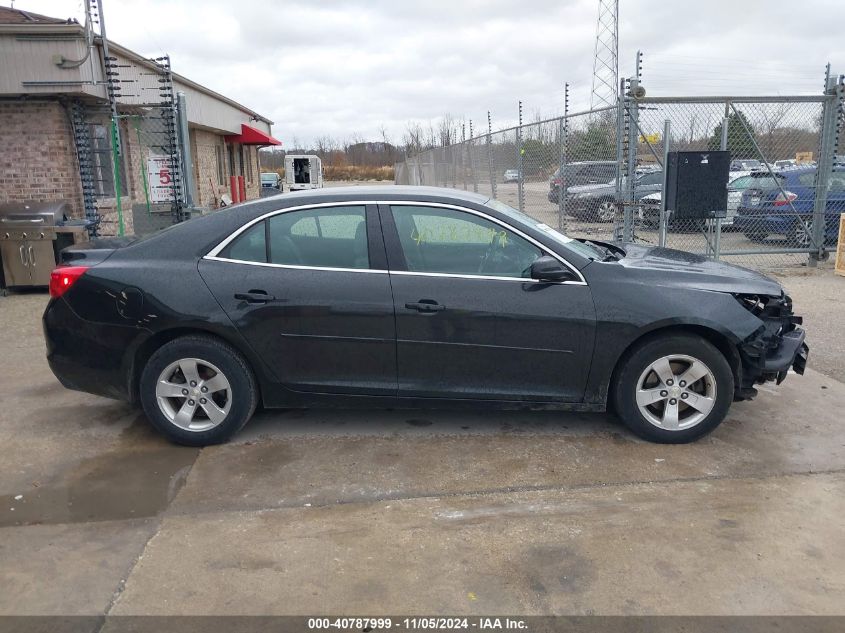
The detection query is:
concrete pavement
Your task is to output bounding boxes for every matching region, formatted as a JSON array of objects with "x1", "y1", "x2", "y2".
[{"x1": 1, "y1": 291, "x2": 844, "y2": 615}]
